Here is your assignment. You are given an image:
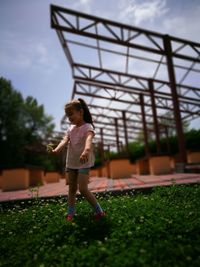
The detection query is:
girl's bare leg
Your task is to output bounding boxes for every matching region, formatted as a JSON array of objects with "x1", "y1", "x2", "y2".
[
  {"x1": 68, "y1": 171, "x2": 78, "y2": 207},
  {"x1": 78, "y1": 174, "x2": 98, "y2": 206}
]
